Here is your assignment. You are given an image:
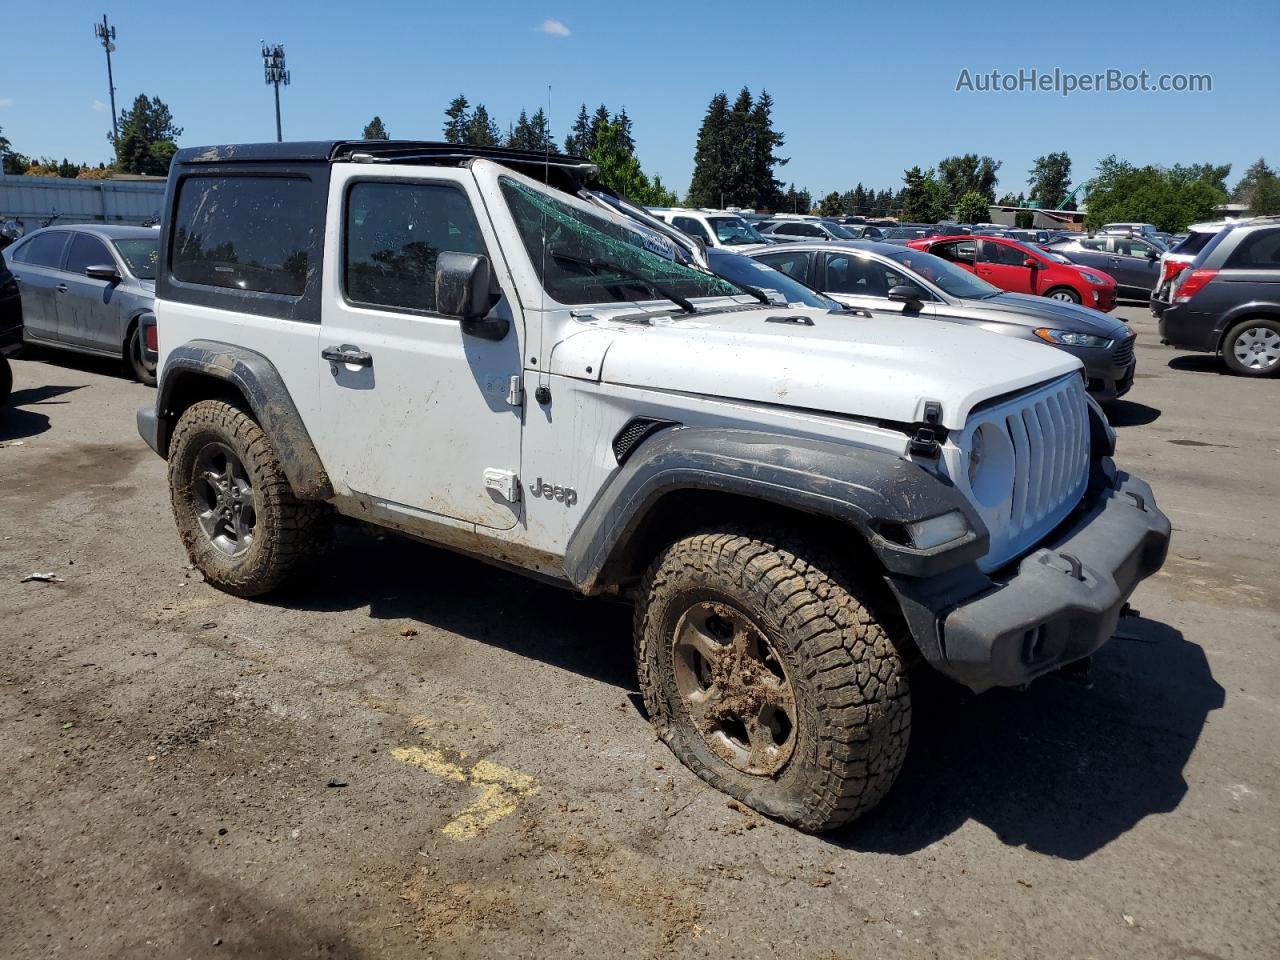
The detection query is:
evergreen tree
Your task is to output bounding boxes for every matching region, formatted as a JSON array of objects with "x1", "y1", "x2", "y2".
[
  {"x1": 590, "y1": 105, "x2": 612, "y2": 149},
  {"x1": 563, "y1": 103, "x2": 592, "y2": 155},
  {"x1": 111, "y1": 94, "x2": 183, "y2": 176},
  {"x1": 527, "y1": 108, "x2": 555, "y2": 153},
  {"x1": 899, "y1": 167, "x2": 950, "y2": 222},
  {"x1": 443, "y1": 95, "x2": 471, "y2": 144},
  {"x1": 723, "y1": 87, "x2": 755, "y2": 205},
  {"x1": 686, "y1": 92, "x2": 730, "y2": 207},
  {"x1": 616, "y1": 107, "x2": 635, "y2": 154},
  {"x1": 362, "y1": 116, "x2": 389, "y2": 140},
  {"x1": 507, "y1": 110, "x2": 532, "y2": 149},
  {"x1": 465, "y1": 105, "x2": 501, "y2": 147},
  {"x1": 747, "y1": 90, "x2": 787, "y2": 210},
  {"x1": 816, "y1": 191, "x2": 843, "y2": 217}
]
